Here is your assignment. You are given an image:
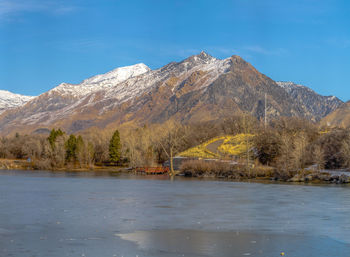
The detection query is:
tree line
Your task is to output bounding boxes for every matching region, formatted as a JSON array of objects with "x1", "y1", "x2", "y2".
[
  {"x1": 1, "y1": 115, "x2": 350, "y2": 172},
  {"x1": 0, "y1": 128, "x2": 122, "y2": 170}
]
